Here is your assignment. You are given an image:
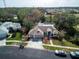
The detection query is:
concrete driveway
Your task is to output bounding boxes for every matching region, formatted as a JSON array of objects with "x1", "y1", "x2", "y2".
[
  {"x1": 0, "y1": 39, "x2": 6, "y2": 46},
  {"x1": 27, "y1": 39, "x2": 44, "y2": 49}
]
